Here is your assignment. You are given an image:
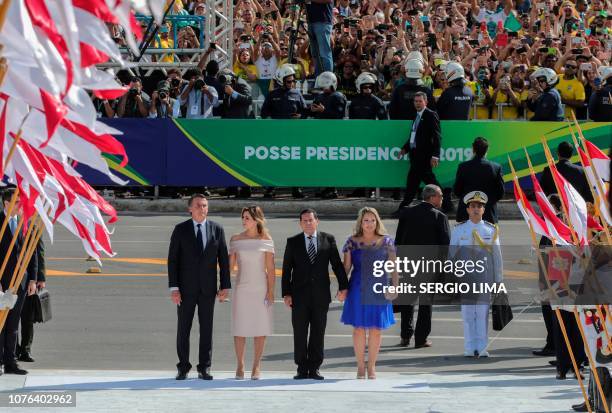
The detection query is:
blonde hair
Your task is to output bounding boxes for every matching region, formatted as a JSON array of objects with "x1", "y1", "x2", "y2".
[
  {"x1": 353, "y1": 207, "x2": 387, "y2": 237},
  {"x1": 241, "y1": 205, "x2": 269, "y2": 237}
]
